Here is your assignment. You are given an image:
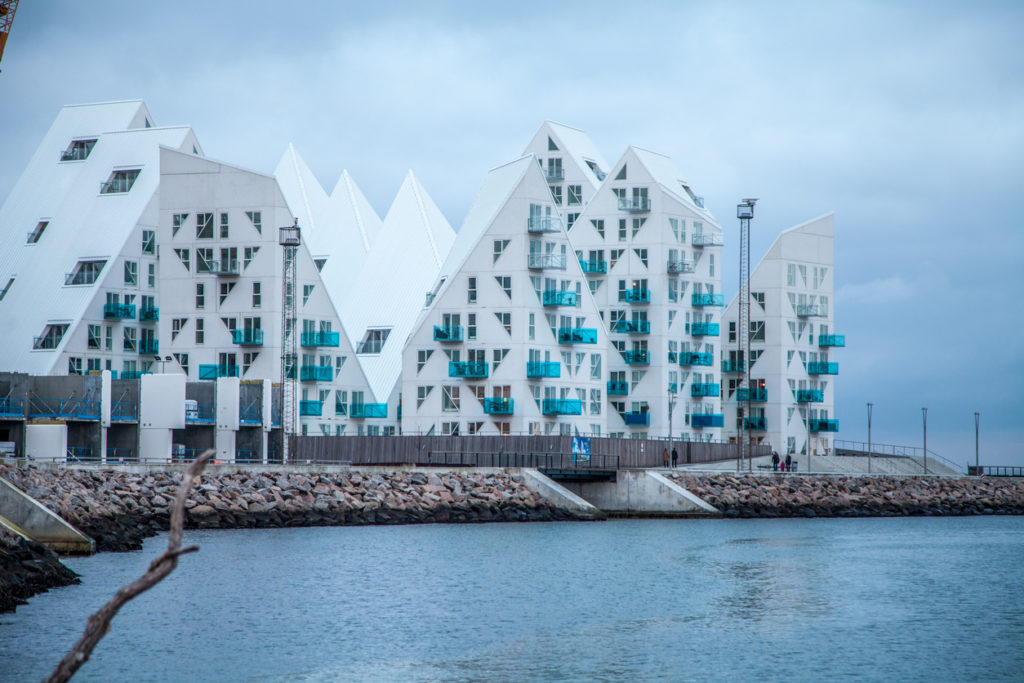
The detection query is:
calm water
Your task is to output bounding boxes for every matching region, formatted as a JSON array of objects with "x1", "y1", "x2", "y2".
[{"x1": 2, "y1": 517, "x2": 1023, "y2": 682}]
